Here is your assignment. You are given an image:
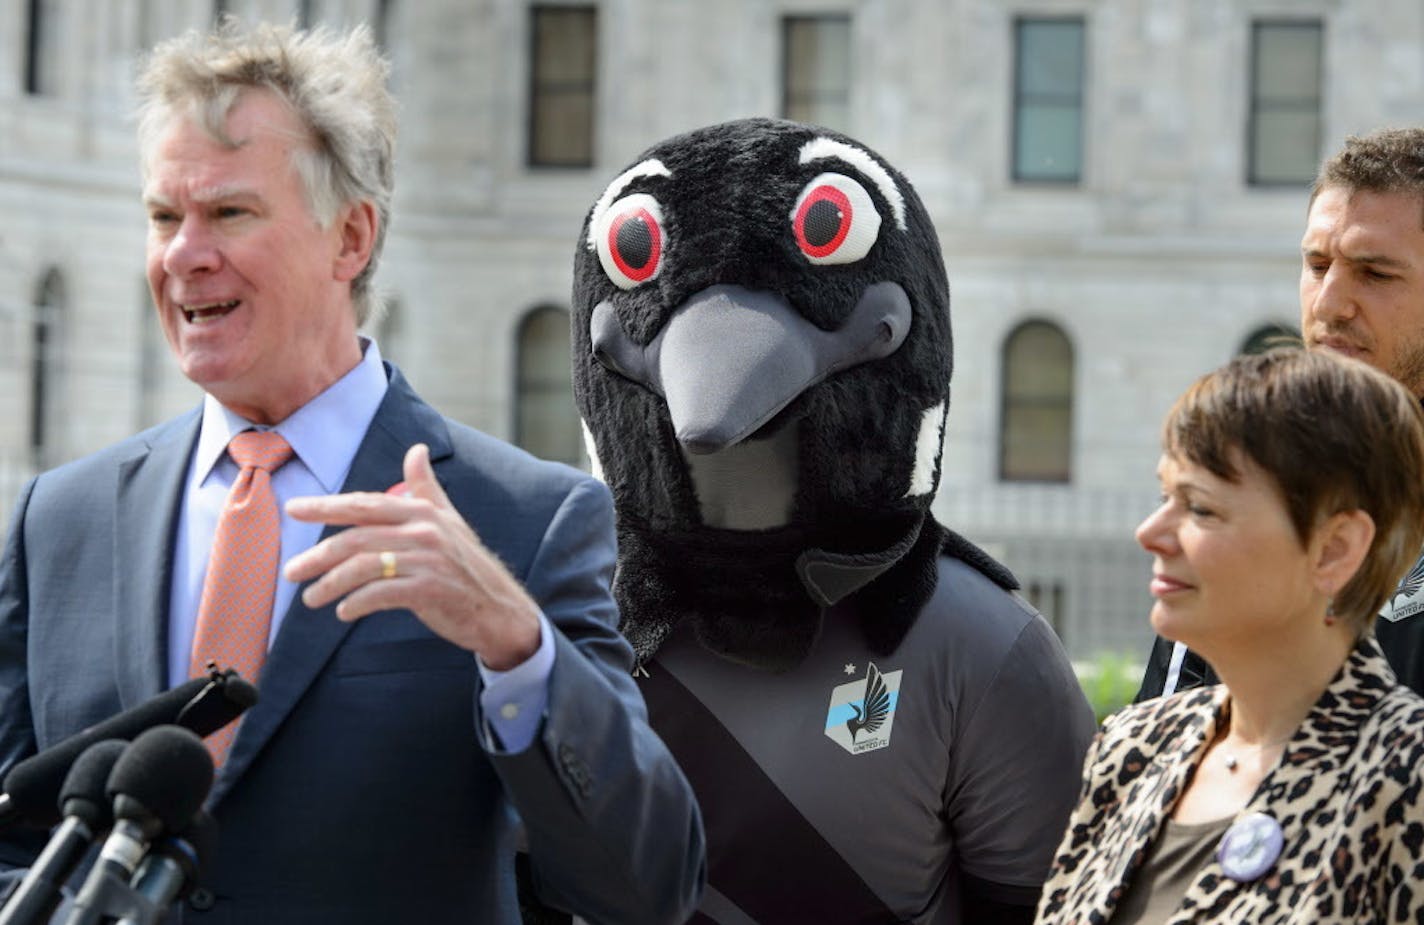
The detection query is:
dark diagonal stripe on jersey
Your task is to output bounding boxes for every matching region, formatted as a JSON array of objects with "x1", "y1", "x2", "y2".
[{"x1": 640, "y1": 663, "x2": 895, "y2": 923}]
